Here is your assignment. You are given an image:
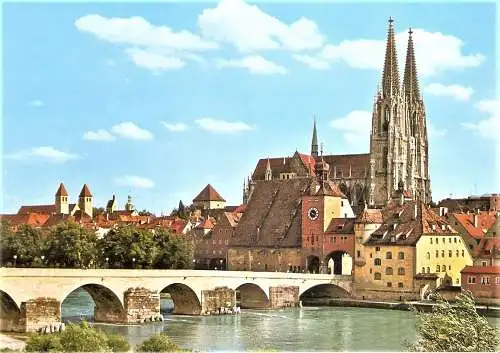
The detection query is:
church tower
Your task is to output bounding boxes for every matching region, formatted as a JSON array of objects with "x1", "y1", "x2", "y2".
[
  {"x1": 55, "y1": 182, "x2": 69, "y2": 215},
  {"x1": 78, "y1": 184, "x2": 93, "y2": 217},
  {"x1": 311, "y1": 117, "x2": 319, "y2": 158},
  {"x1": 403, "y1": 28, "x2": 432, "y2": 203}
]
